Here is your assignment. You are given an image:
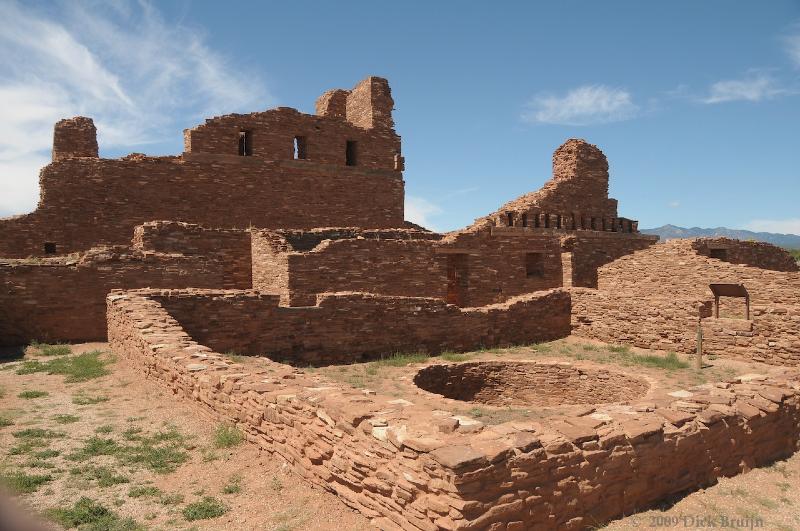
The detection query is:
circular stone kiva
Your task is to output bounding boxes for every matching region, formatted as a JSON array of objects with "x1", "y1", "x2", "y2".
[{"x1": 413, "y1": 361, "x2": 649, "y2": 407}]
